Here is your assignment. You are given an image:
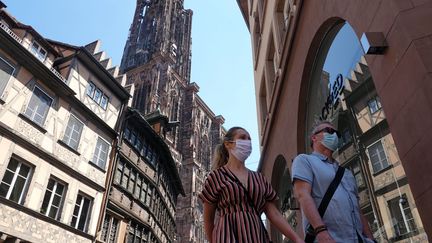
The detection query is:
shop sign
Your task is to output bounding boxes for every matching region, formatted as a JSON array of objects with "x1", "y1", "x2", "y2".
[{"x1": 320, "y1": 73, "x2": 344, "y2": 120}]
